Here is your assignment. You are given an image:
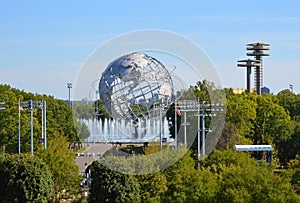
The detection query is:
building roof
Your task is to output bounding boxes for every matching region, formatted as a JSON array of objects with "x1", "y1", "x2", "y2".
[{"x1": 233, "y1": 145, "x2": 272, "y2": 151}]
